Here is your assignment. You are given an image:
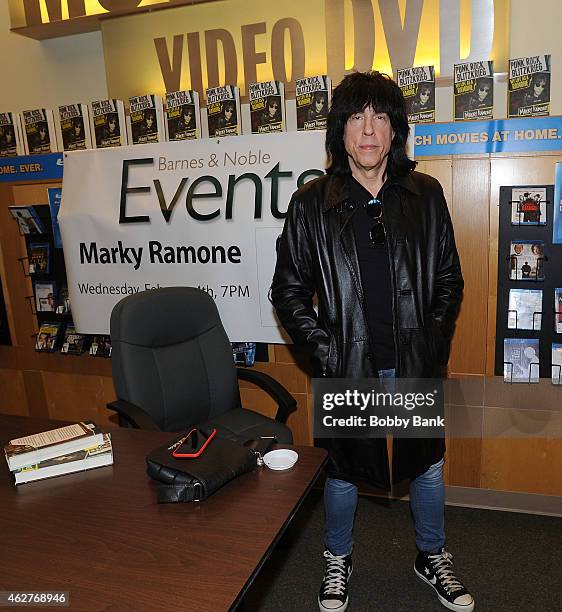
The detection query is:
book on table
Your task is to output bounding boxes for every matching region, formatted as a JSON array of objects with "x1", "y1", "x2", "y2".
[
  {"x1": 13, "y1": 433, "x2": 113, "y2": 485},
  {"x1": 4, "y1": 421, "x2": 105, "y2": 471}
]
